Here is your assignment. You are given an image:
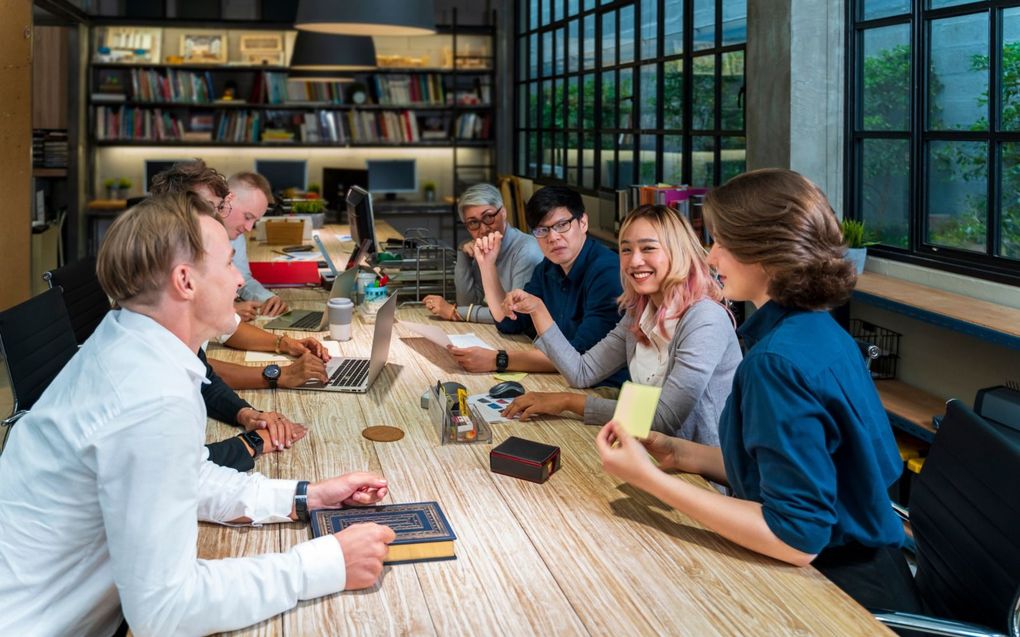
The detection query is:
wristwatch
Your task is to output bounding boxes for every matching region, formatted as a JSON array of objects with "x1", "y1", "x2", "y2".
[
  {"x1": 239, "y1": 430, "x2": 264, "y2": 457},
  {"x1": 262, "y1": 364, "x2": 281, "y2": 389},
  {"x1": 495, "y1": 349, "x2": 509, "y2": 372},
  {"x1": 294, "y1": 480, "x2": 310, "y2": 522}
]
